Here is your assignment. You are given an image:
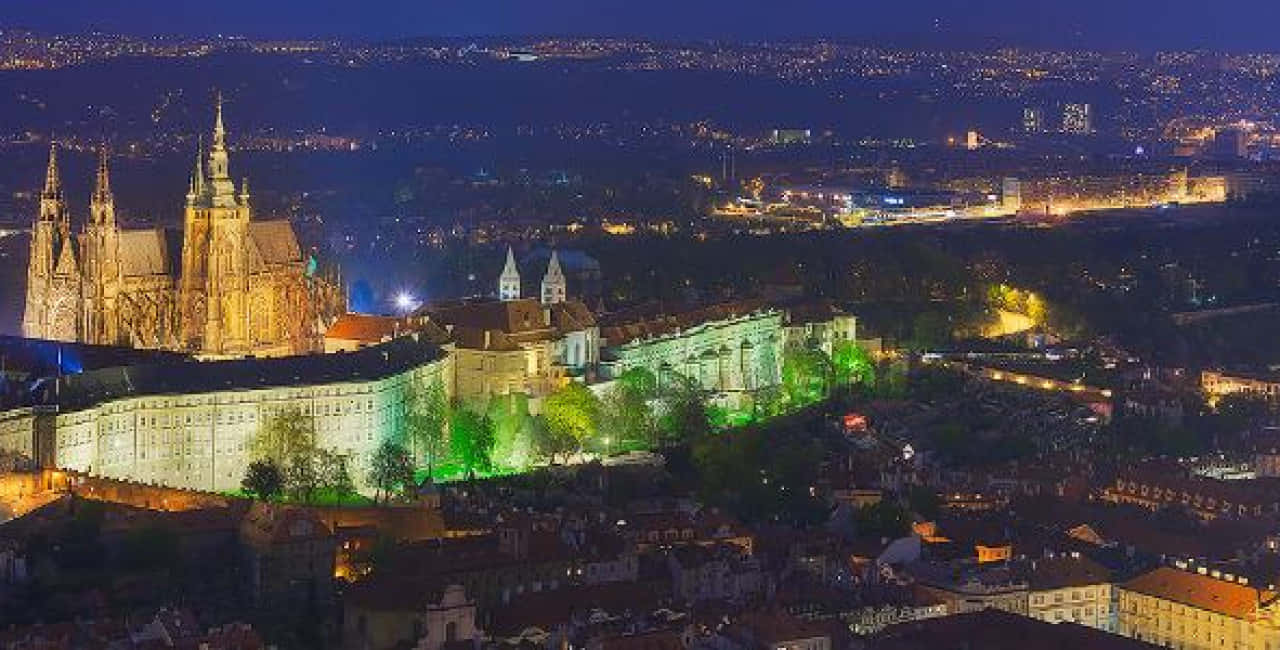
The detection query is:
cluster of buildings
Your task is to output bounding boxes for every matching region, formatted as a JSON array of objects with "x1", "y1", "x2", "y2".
[
  {"x1": 1003, "y1": 168, "x2": 1228, "y2": 216},
  {"x1": 1022, "y1": 103, "x2": 1094, "y2": 135},
  {"x1": 4, "y1": 206, "x2": 857, "y2": 495}
]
